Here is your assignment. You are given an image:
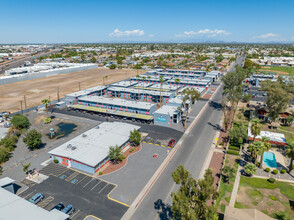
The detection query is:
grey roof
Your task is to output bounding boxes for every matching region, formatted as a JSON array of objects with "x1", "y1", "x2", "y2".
[
  {"x1": 0, "y1": 177, "x2": 14, "y2": 187},
  {"x1": 66, "y1": 86, "x2": 106, "y2": 97},
  {"x1": 111, "y1": 81, "x2": 138, "y2": 87},
  {"x1": 49, "y1": 122, "x2": 140, "y2": 167},
  {"x1": 107, "y1": 86, "x2": 173, "y2": 96},
  {"x1": 79, "y1": 96, "x2": 156, "y2": 110},
  {"x1": 154, "y1": 105, "x2": 179, "y2": 116},
  {"x1": 0, "y1": 187, "x2": 68, "y2": 220}
]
